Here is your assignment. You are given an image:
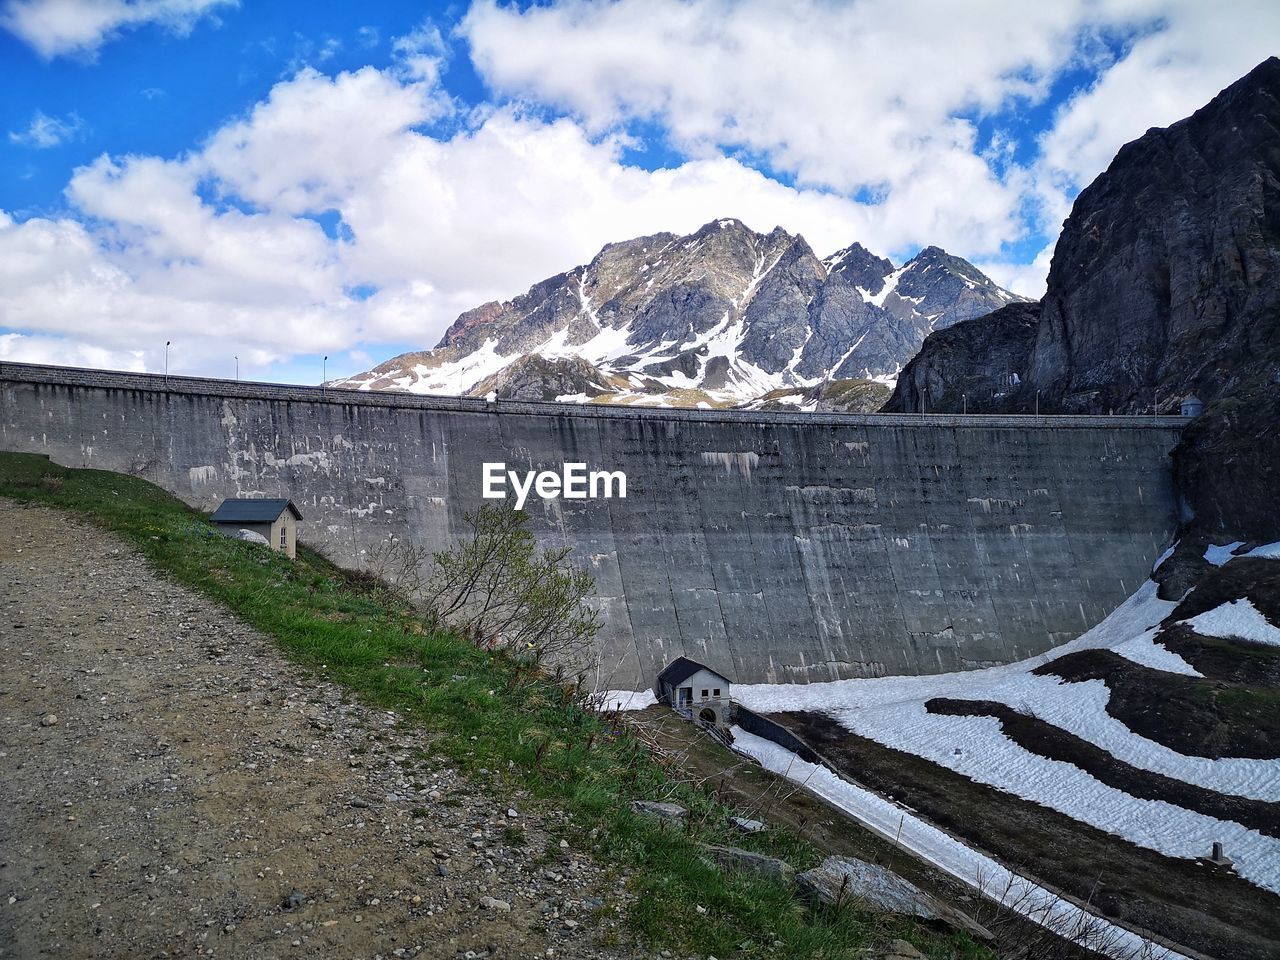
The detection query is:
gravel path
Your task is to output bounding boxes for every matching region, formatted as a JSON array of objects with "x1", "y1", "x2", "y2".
[{"x1": 0, "y1": 500, "x2": 646, "y2": 960}]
